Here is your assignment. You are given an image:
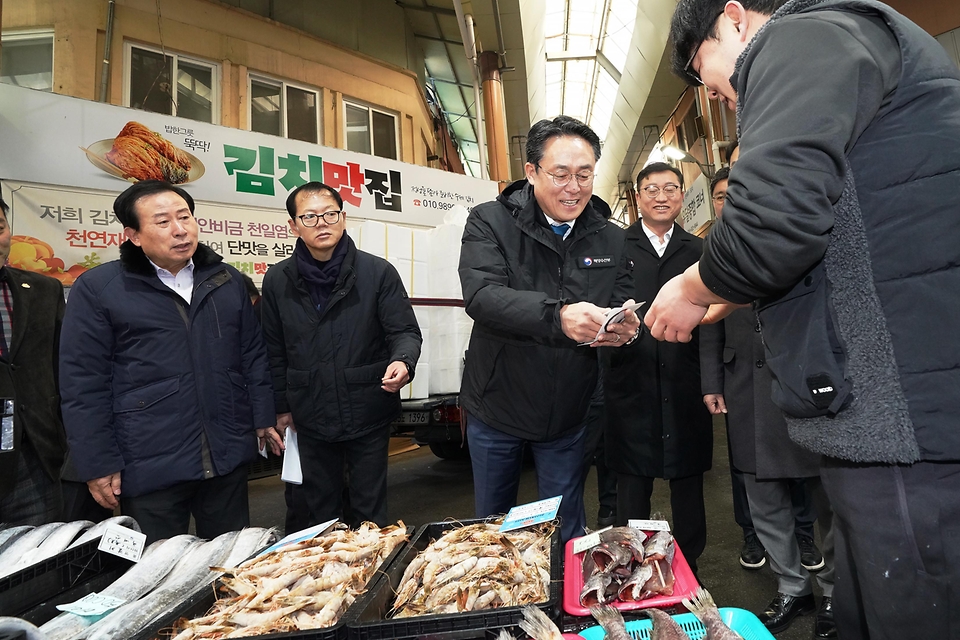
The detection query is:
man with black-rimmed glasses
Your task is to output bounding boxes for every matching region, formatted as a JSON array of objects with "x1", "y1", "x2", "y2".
[
  {"x1": 602, "y1": 161, "x2": 713, "y2": 576},
  {"x1": 261, "y1": 181, "x2": 421, "y2": 530}
]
